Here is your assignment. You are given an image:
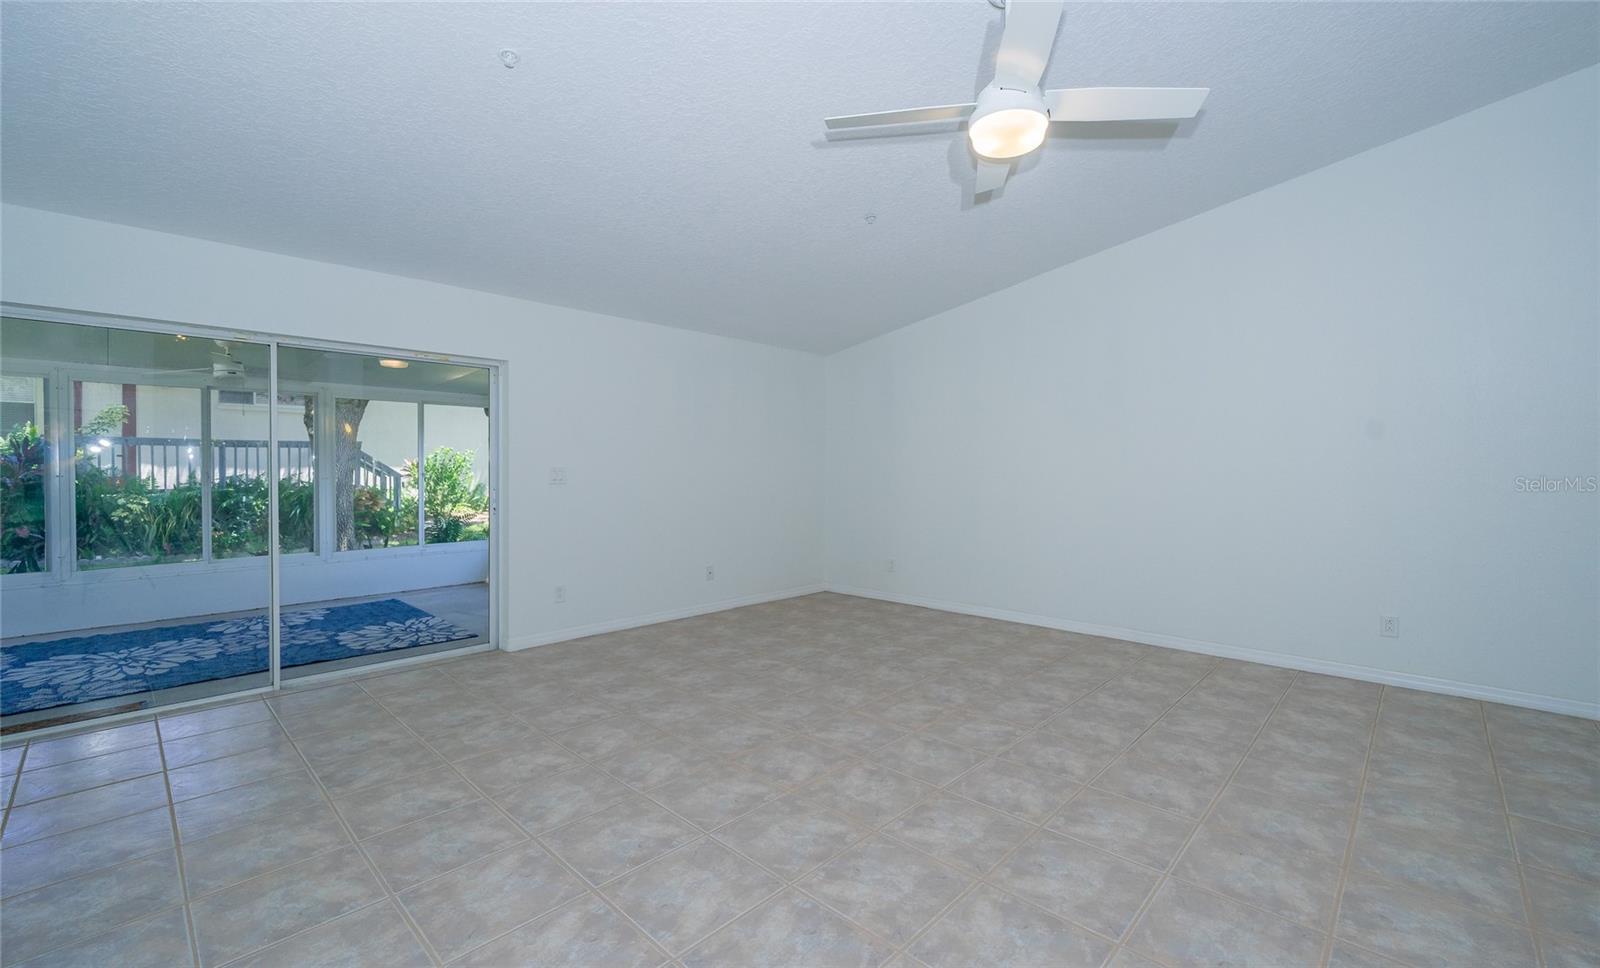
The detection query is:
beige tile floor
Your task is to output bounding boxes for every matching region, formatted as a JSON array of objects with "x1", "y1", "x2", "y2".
[{"x1": 0, "y1": 592, "x2": 1595, "y2": 967}]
